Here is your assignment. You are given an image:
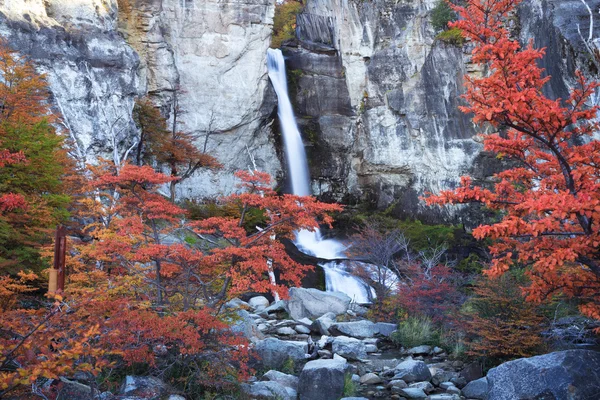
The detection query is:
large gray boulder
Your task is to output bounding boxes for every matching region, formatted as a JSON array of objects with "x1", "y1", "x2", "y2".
[
  {"x1": 288, "y1": 288, "x2": 351, "y2": 320},
  {"x1": 262, "y1": 370, "x2": 299, "y2": 391},
  {"x1": 332, "y1": 336, "x2": 367, "y2": 360},
  {"x1": 462, "y1": 377, "x2": 488, "y2": 400},
  {"x1": 330, "y1": 320, "x2": 378, "y2": 339},
  {"x1": 255, "y1": 338, "x2": 308, "y2": 370},
  {"x1": 393, "y1": 358, "x2": 432, "y2": 383},
  {"x1": 298, "y1": 359, "x2": 348, "y2": 400},
  {"x1": 242, "y1": 381, "x2": 296, "y2": 400},
  {"x1": 486, "y1": 350, "x2": 600, "y2": 400}
]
